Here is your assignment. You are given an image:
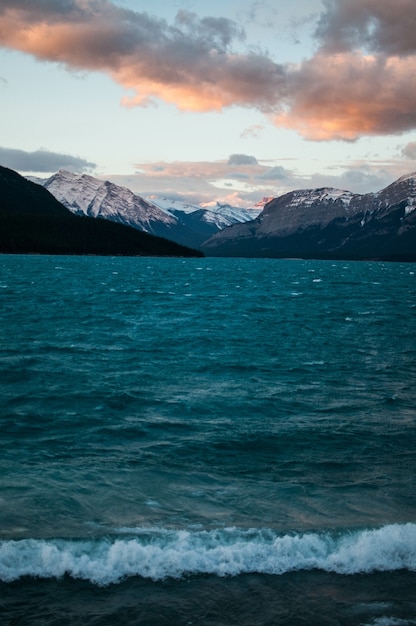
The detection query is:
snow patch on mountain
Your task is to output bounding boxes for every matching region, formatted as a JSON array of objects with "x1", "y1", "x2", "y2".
[
  {"x1": 405, "y1": 198, "x2": 416, "y2": 215},
  {"x1": 280, "y1": 187, "x2": 355, "y2": 210}
]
